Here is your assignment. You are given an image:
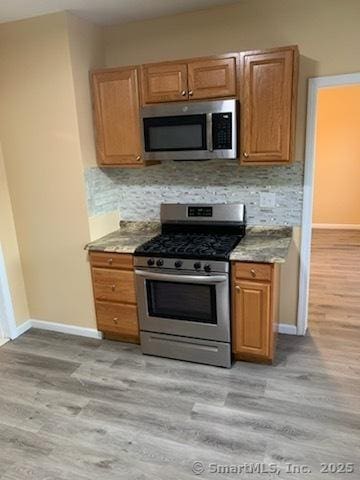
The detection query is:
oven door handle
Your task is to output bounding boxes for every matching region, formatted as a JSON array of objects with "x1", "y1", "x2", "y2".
[{"x1": 135, "y1": 269, "x2": 227, "y2": 284}]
